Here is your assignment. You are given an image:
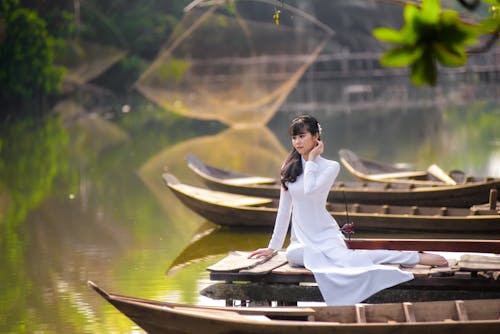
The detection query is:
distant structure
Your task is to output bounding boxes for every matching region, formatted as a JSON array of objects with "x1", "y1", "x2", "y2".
[{"x1": 279, "y1": 49, "x2": 500, "y2": 114}]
